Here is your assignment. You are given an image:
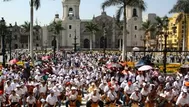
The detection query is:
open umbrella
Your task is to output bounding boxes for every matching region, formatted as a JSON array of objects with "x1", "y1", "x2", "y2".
[
  {"x1": 106, "y1": 63, "x2": 122, "y2": 69},
  {"x1": 138, "y1": 65, "x2": 153, "y2": 71},
  {"x1": 9, "y1": 59, "x2": 18, "y2": 65}
]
